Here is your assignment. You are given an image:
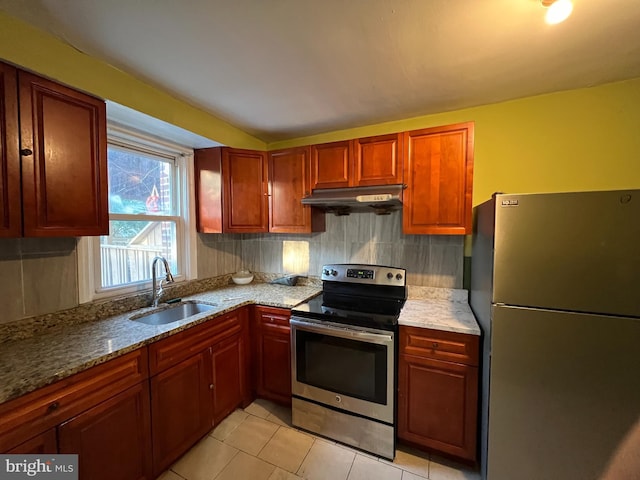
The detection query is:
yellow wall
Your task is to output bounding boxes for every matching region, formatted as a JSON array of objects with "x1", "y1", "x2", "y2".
[
  {"x1": 3, "y1": 10, "x2": 638, "y2": 209},
  {"x1": 0, "y1": 11, "x2": 265, "y2": 150},
  {"x1": 270, "y1": 78, "x2": 640, "y2": 207}
]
